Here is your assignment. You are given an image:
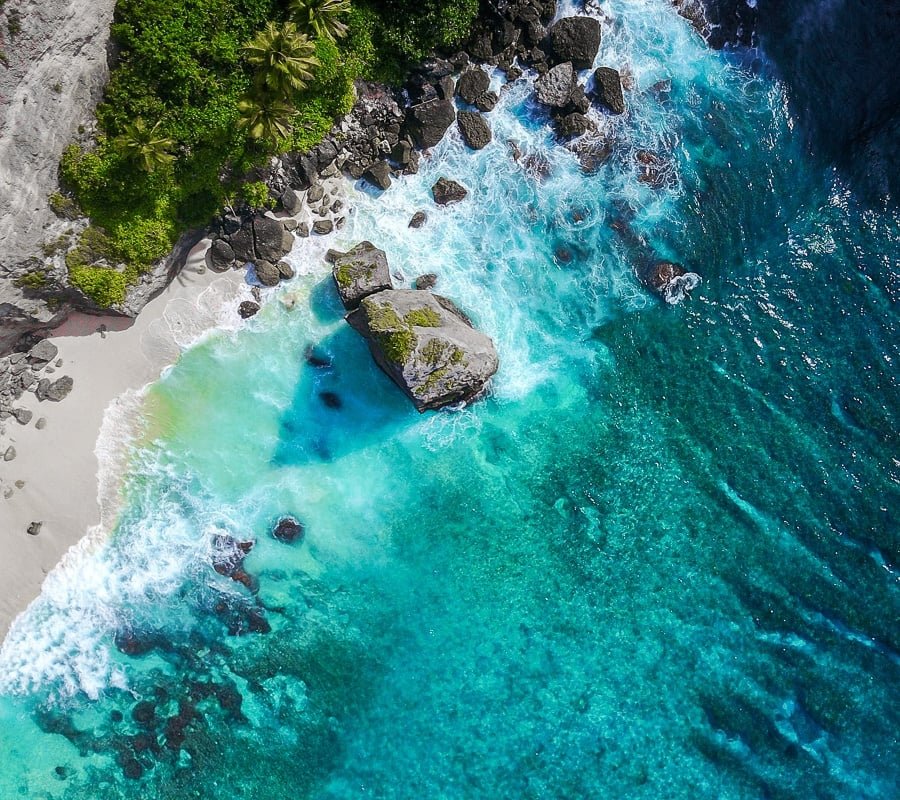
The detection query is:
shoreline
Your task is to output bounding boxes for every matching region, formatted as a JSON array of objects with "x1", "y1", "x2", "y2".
[{"x1": 0, "y1": 242, "x2": 247, "y2": 639}]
